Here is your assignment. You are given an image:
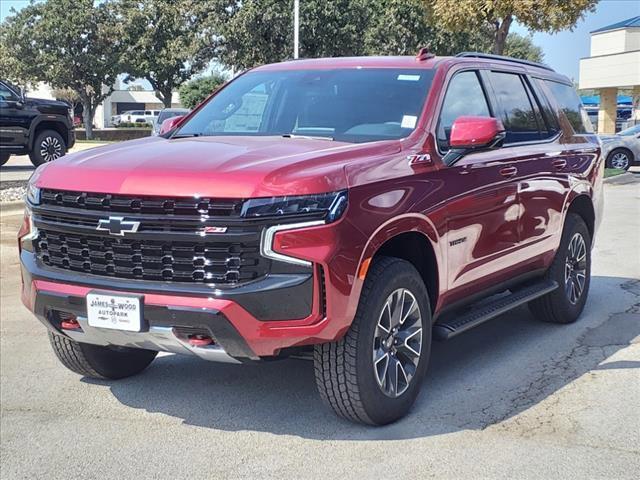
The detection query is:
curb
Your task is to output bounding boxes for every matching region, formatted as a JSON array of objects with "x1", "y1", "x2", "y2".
[
  {"x1": 603, "y1": 172, "x2": 638, "y2": 185},
  {"x1": 0, "y1": 200, "x2": 25, "y2": 216}
]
